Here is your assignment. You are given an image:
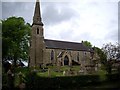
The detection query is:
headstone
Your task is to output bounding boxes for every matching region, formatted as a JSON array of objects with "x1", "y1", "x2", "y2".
[
  {"x1": 18, "y1": 72, "x2": 26, "y2": 90},
  {"x1": 19, "y1": 83, "x2": 26, "y2": 90},
  {"x1": 7, "y1": 69, "x2": 14, "y2": 88},
  {"x1": 95, "y1": 66, "x2": 98, "y2": 71},
  {"x1": 79, "y1": 69, "x2": 84, "y2": 74},
  {"x1": 48, "y1": 68, "x2": 51, "y2": 77},
  {"x1": 18, "y1": 72, "x2": 23, "y2": 84},
  {"x1": 63, "y1": 71, "x2": 66, "y2": 76}
]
